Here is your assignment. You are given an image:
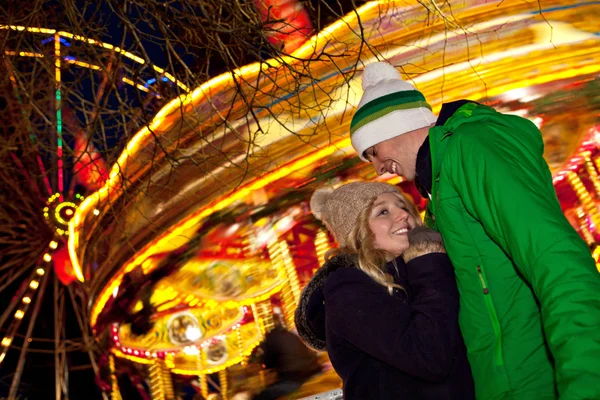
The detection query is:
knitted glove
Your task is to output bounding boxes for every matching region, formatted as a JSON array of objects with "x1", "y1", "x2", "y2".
[{"x1": 402, "y1": 226, "x2": 446, "y2": 263}]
